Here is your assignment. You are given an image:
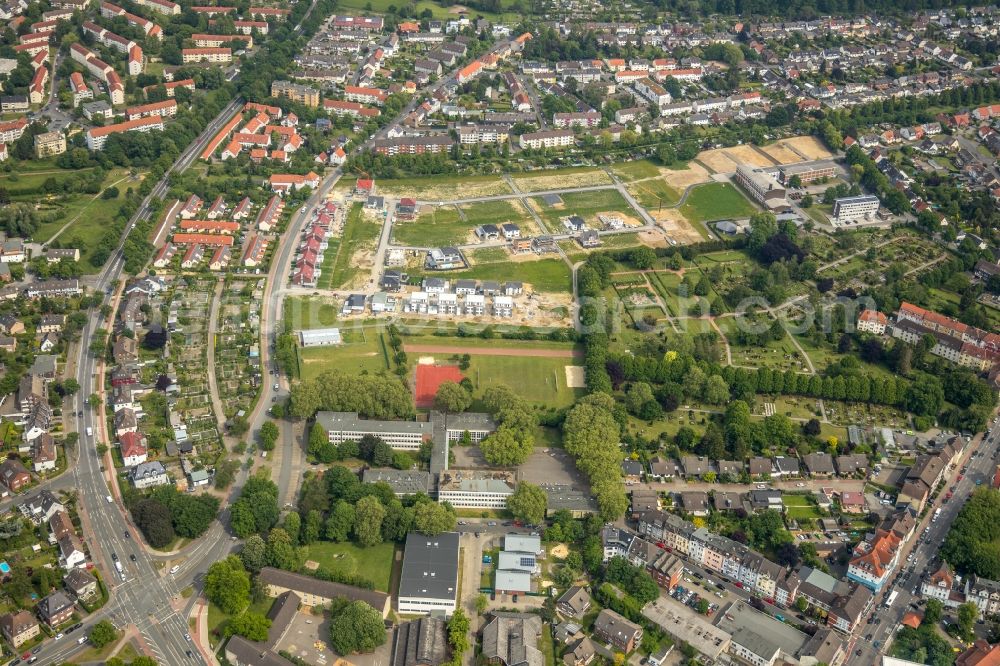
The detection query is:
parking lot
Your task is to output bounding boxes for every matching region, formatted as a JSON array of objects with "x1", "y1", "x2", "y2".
[{"x1": 450, "y1": 446, "x2": 585, "y2": 488}]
